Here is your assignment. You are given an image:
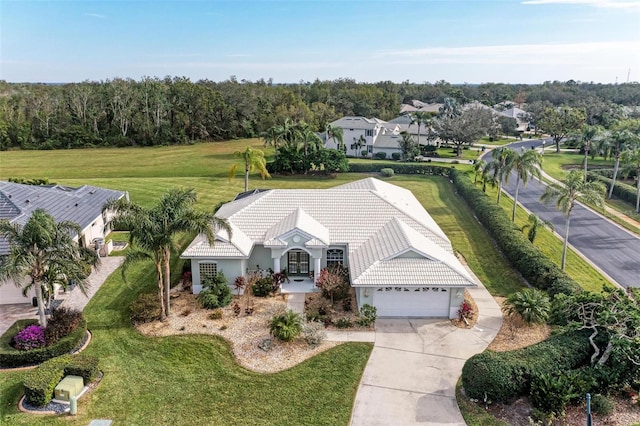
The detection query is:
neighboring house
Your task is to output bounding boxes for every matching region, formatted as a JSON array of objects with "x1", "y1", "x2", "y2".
[
  {"x1": 326, "y1": 116, "x2": 400, "y2": 157},
  {"x1": 0, "y1": 181, "x2": 125, "y2": 305},
  {"x1": 400, "y1": 100, "x2": 443, "y2": 114},
  {"x1": 181, "y1": 178, "x2": 476, "y2": 318},
  {"x1": 498, "y1": 107, "x2": 530, "y2": 133}
]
